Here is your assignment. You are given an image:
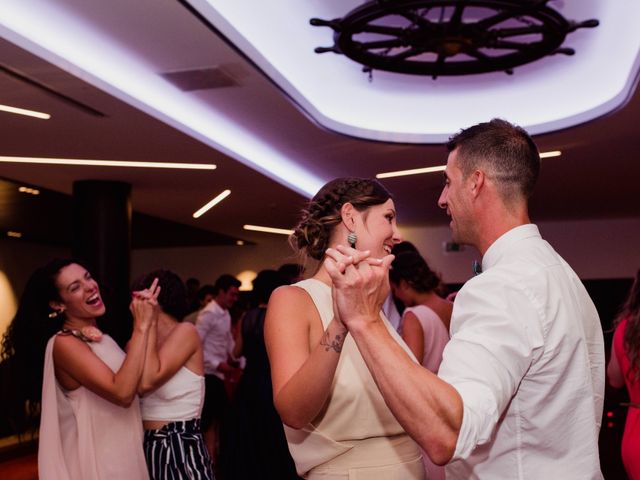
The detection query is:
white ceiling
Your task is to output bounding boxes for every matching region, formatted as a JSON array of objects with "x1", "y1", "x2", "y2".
[{"x1": 0, "y1": 0, "x2": 639, "y2": 247}]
